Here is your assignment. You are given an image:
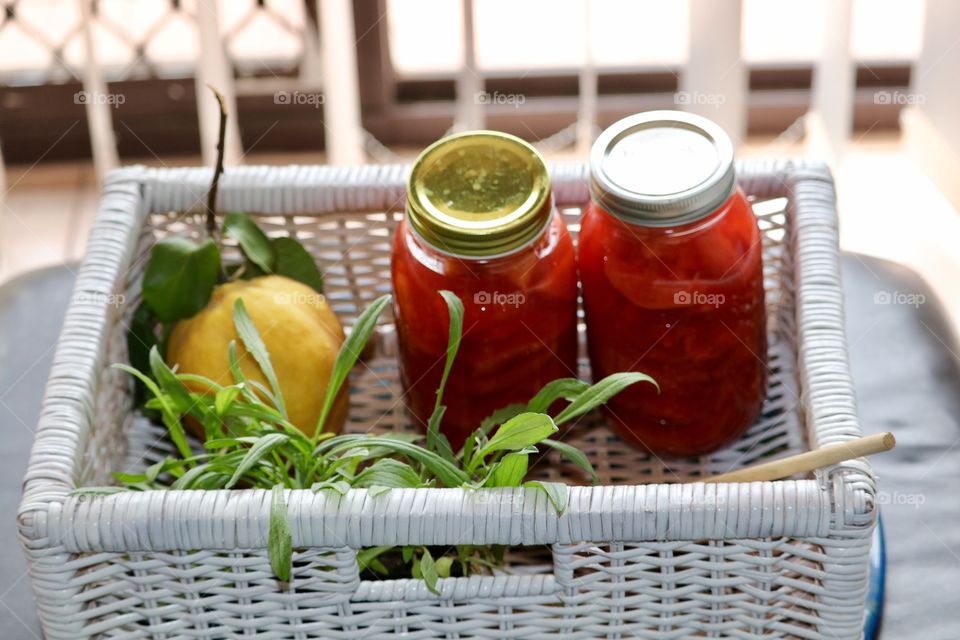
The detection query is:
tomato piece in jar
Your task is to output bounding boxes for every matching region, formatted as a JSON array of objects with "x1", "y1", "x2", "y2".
[
  {"x1": 581, "y1": 111, "x2": 767, "y2": 457},
  {"x1": 392, "y1": 131, "x2": 579, "y2": 449}
]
